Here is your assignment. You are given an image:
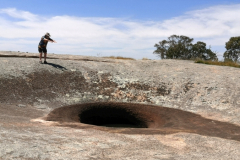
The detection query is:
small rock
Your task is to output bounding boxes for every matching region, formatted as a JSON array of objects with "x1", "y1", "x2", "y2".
[
  {"x1": 35, "y1": 105, "x2": 47, "y2": 109},
  {"x1": 17, "y1": 104, "x2": 26, "y2": 108},
  {"x1": 71, "y1": 69, "x2": 76, "y2": 72}
]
